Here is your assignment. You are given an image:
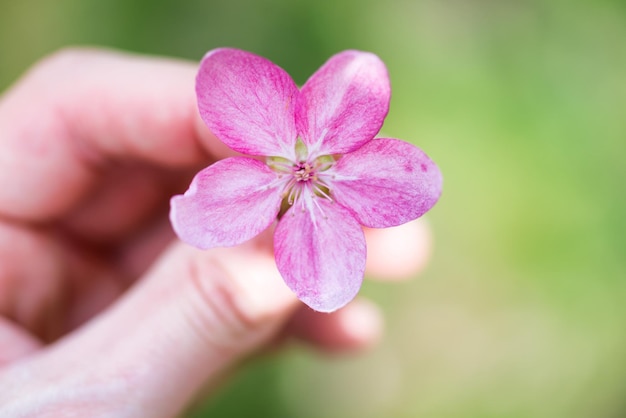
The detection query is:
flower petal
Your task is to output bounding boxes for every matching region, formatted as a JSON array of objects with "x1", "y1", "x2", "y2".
[
  {"x1": 329, "y1": 138, "x2": 442, "y2": 228},
  {"x1": 170, "y1": 157, "x2": 282, "y2": 249},
  {"x1": 274, "y1": 200, "x2": 366, "y2": 312},
  {"x1": 296, "y1": 50, "x2": 390, "y2": 156},
  {"x1": 196, "y1": 48, "x2": 299, "y2": 158}
]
